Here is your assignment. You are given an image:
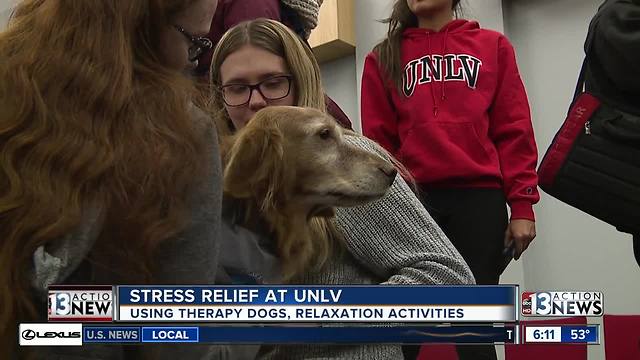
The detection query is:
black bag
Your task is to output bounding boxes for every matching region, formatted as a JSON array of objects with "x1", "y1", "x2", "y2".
[
  {"x1": 537, "y1": 57, "x2": 640, "y2": 233},
  {"x1": 538, "y1": 1, "x2": 640, "y2": 234}
]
